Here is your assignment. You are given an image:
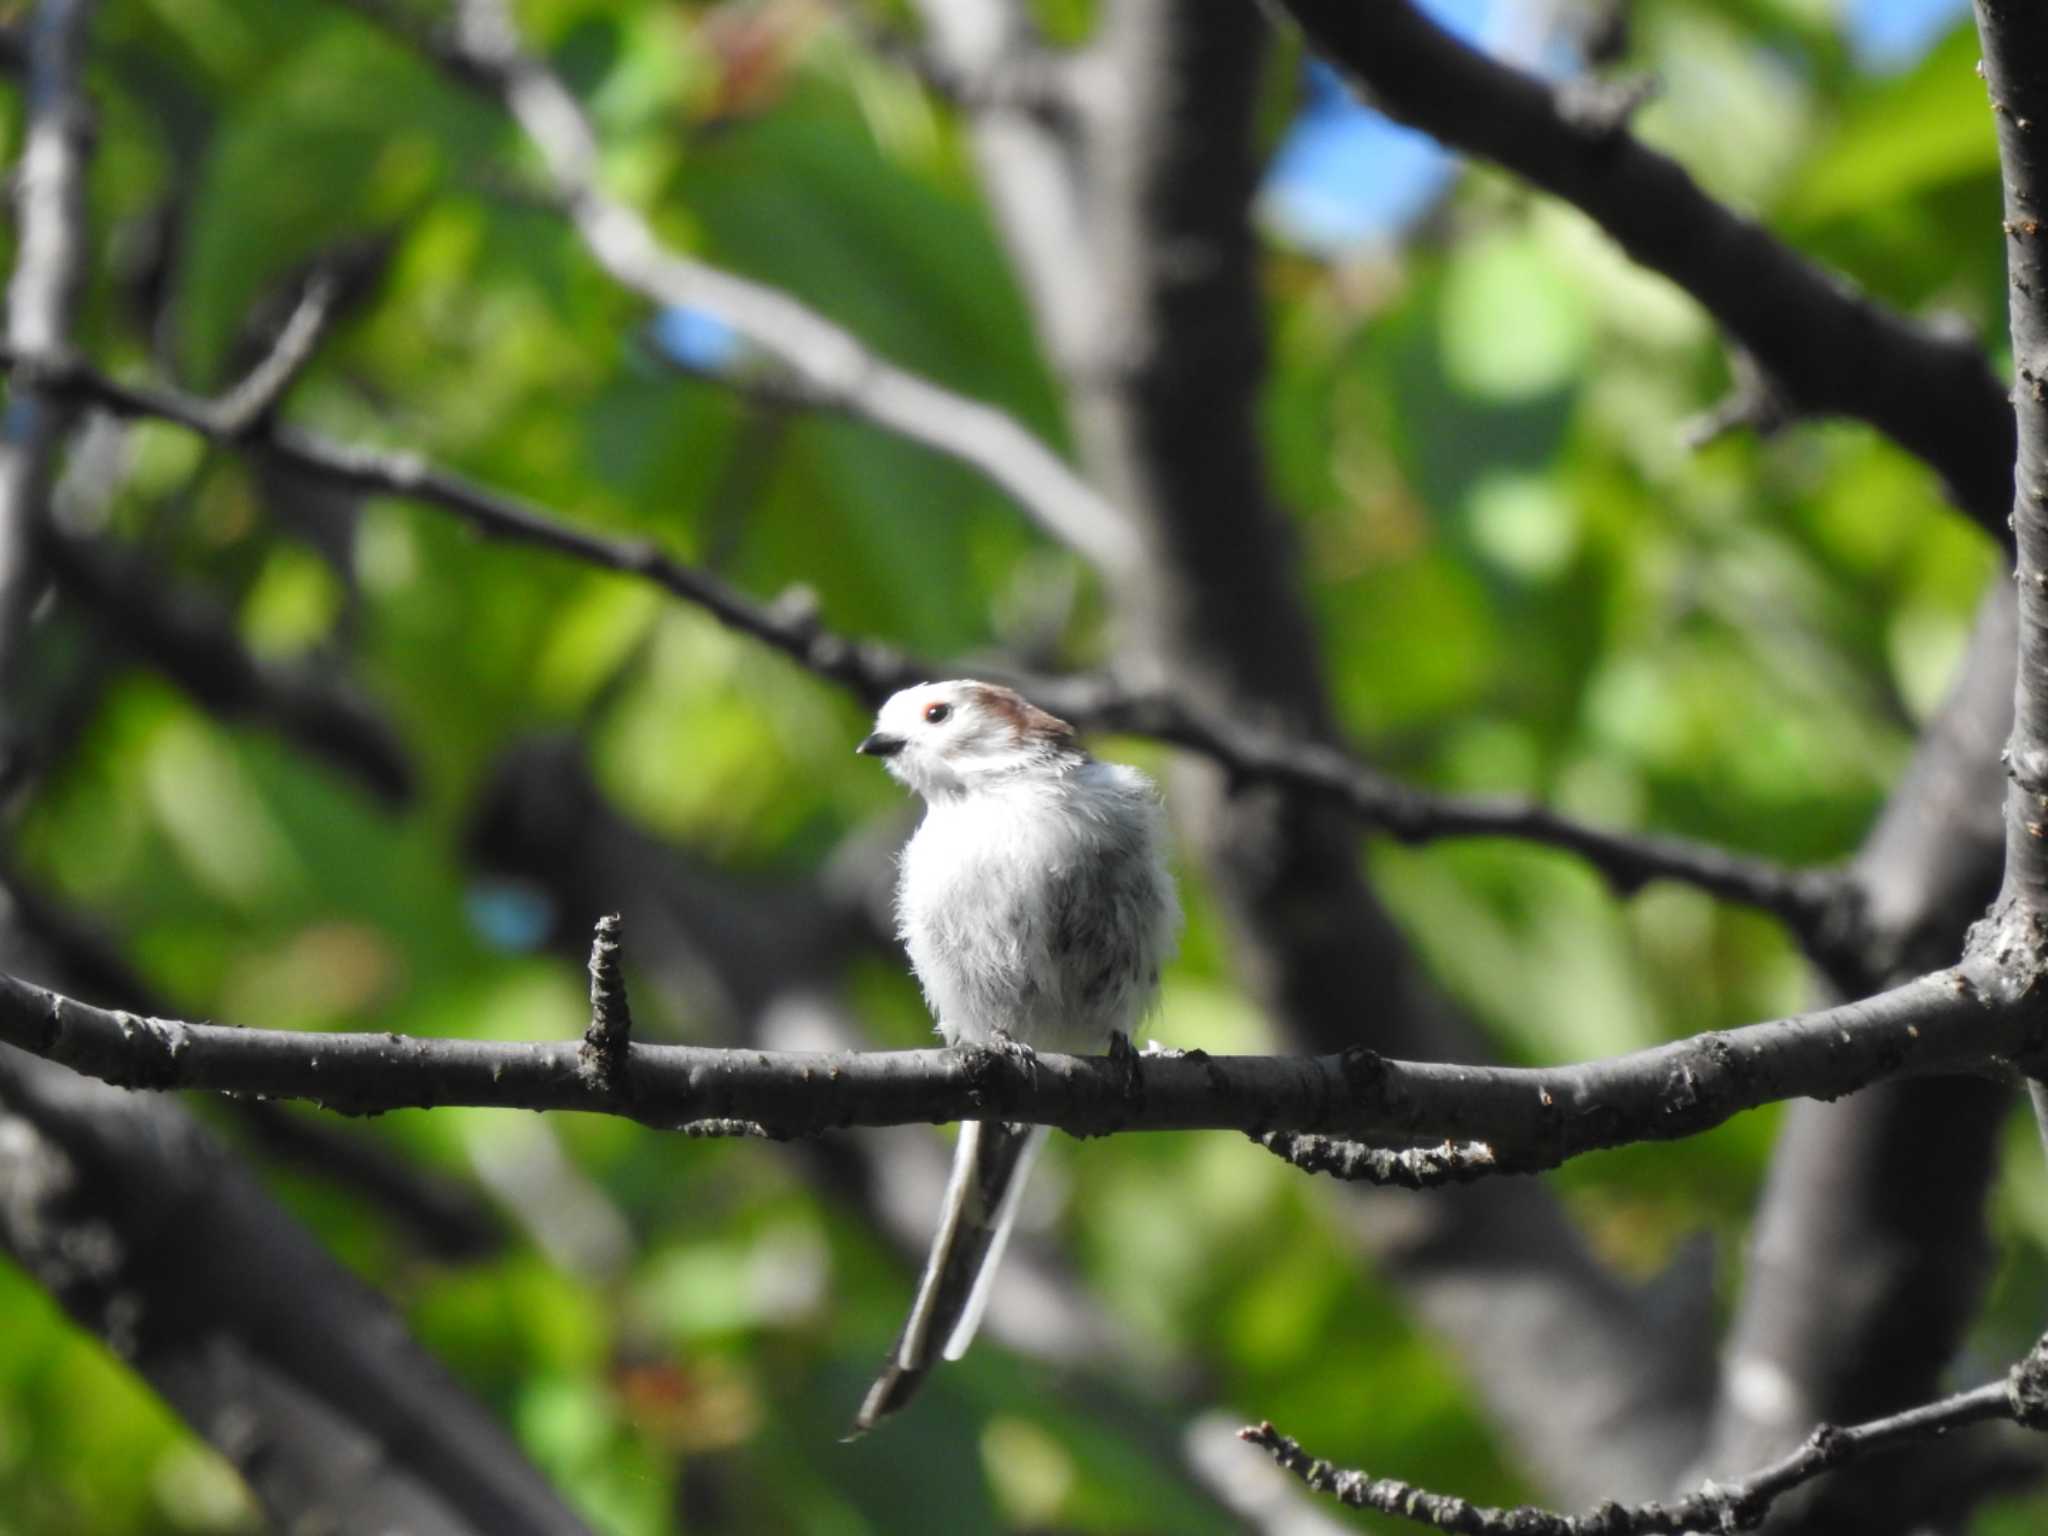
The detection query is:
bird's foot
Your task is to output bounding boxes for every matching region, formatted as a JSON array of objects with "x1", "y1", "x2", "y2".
[{"x1": 988, "y1": 1026, "x2": 1039, "y2": 1069}]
